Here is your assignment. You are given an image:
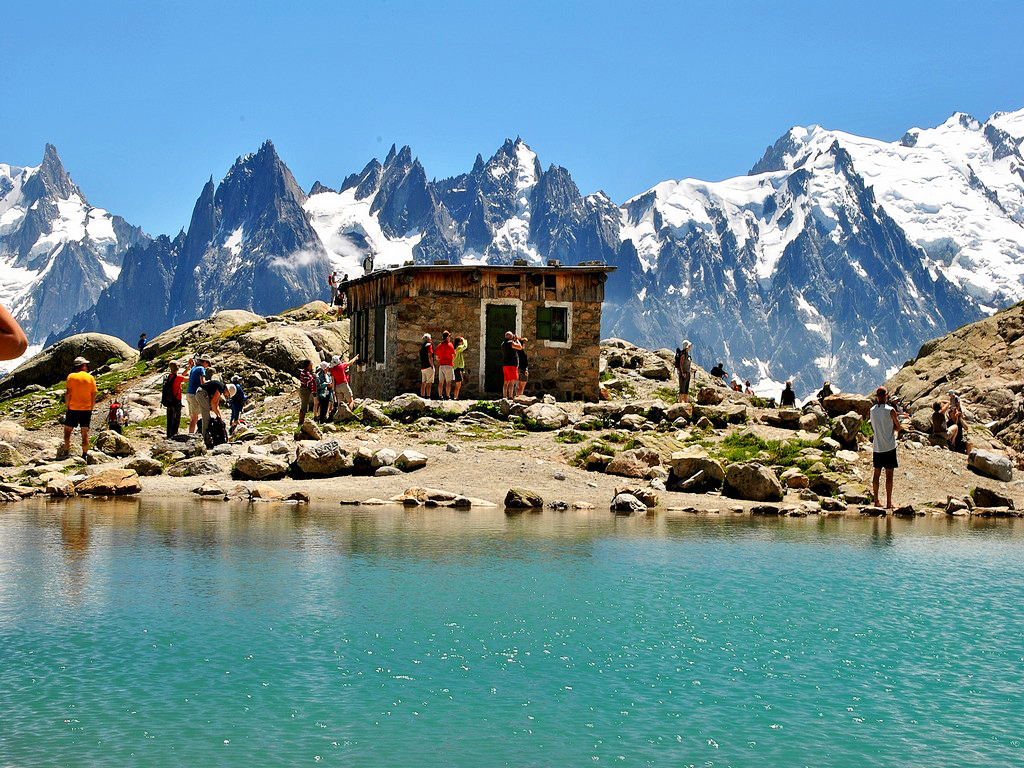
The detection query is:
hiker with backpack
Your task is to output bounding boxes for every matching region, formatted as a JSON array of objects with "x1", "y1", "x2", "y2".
[
  {"x1": 228, "y1": 375, "x2": 247, "y2": 434},
  {"x1": 315, "y1": 361, "x2": 334, "y2": 423},
  {"x1": 298, "y1": 359, "x2": 315, "y2": 427},
  {"x1": 161, "y1": 362, "x2": 186, "y2": 438},
  {"x1": 106, "y1": 397, "x2": 127, "y2": 434},
  {"x1": 675, "y1": 341, "x2": 692, "y2": 403}
]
